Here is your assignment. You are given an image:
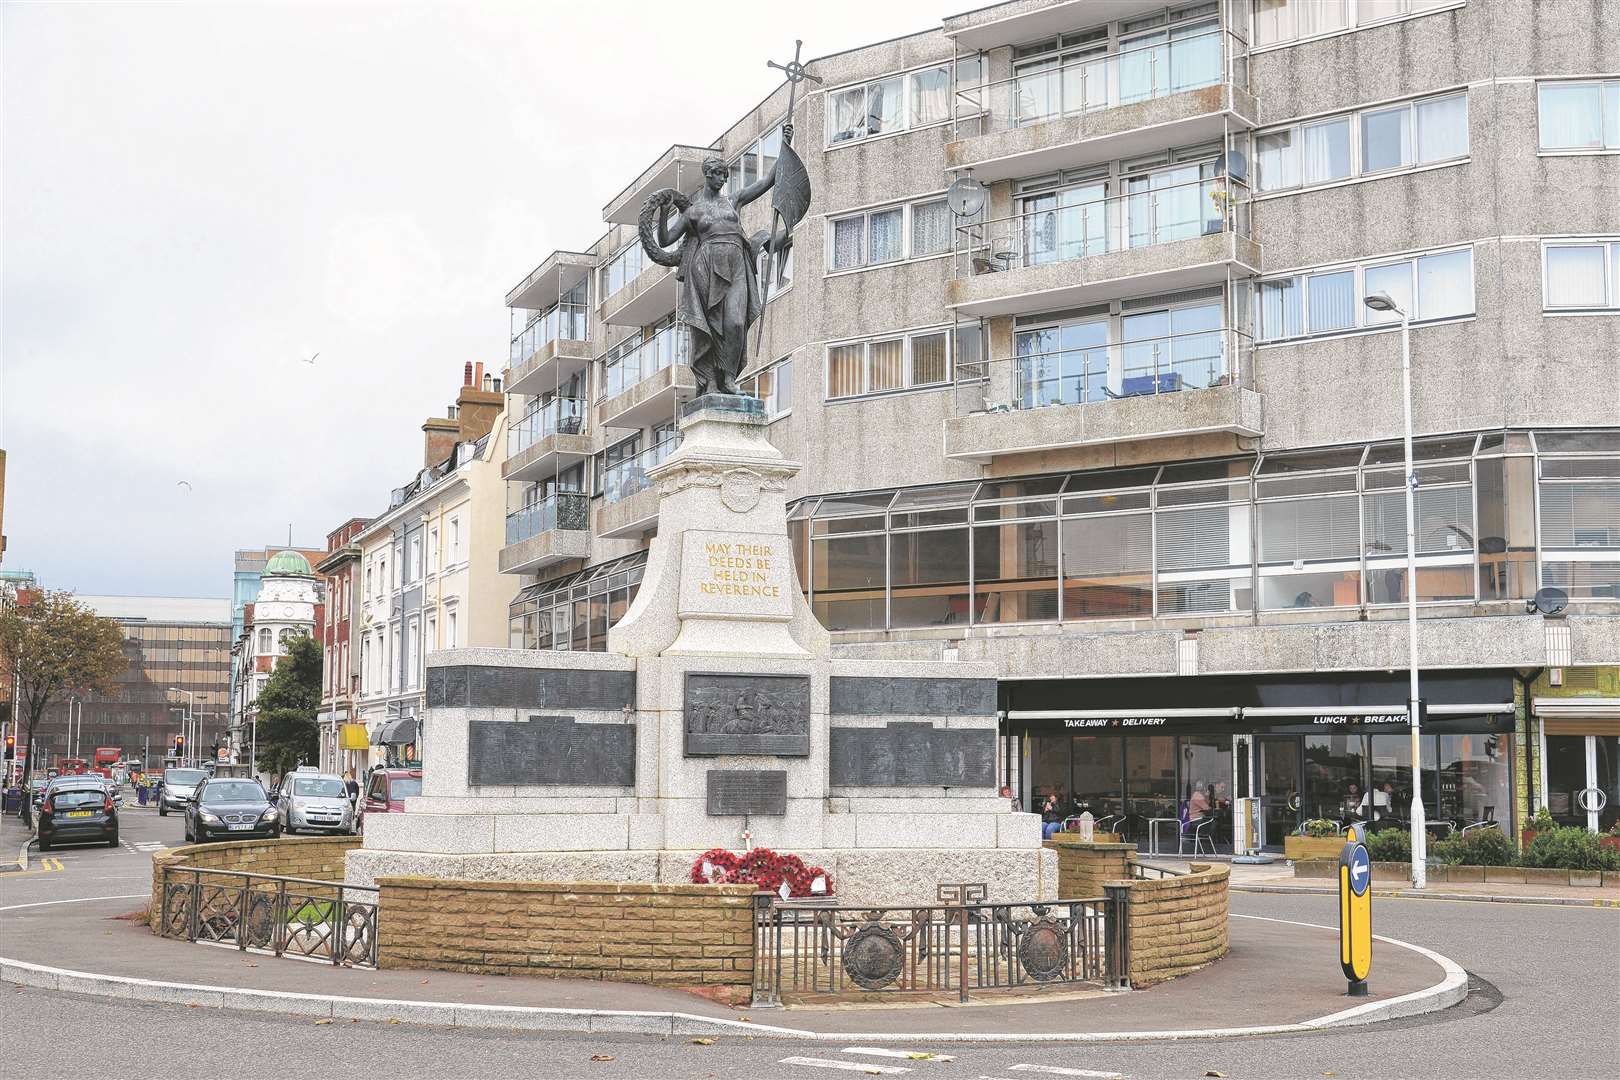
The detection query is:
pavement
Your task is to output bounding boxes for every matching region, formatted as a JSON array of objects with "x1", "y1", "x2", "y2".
[
  {"x1": 1147, "y1": 857, "x2": 1620, "y2": 907},
  {"x1": 3, "y1": 806, "x2": 1617, "y2": 1077}
]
